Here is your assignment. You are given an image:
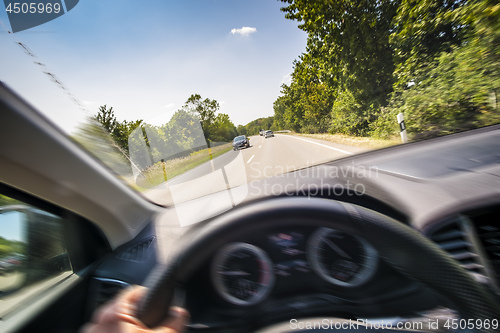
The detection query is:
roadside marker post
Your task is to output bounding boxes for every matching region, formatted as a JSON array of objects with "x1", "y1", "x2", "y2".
[
  {"x1": 397, "y1": 113, "x2": 408, "y2": 143},
  {"x1": 161, "y1": 159, "x2": 167, "y2": 182}
]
